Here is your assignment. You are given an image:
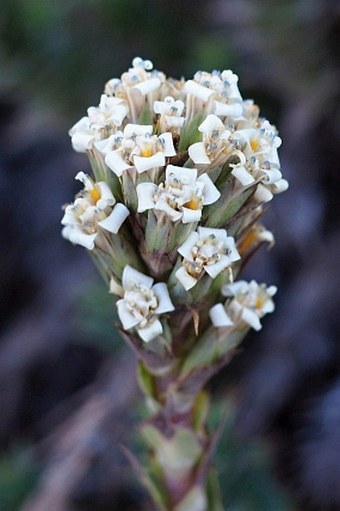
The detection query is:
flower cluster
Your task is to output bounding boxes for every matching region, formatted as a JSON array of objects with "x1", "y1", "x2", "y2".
[{"x1": 63, "y1": 57, "x2": 288, "y2": 342}]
